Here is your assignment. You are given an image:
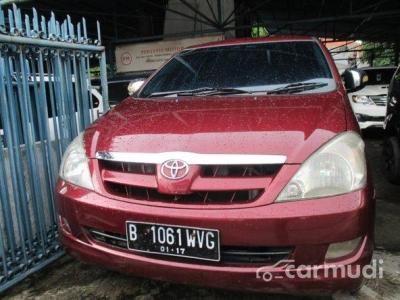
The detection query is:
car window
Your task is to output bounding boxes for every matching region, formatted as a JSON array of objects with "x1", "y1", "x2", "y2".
[
  {"x1": 364, "y1": 68, "x2": 396, "y2": 85},
  {"x1": 139, "y1": 41, "x2": 335, "y2": 98}
]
